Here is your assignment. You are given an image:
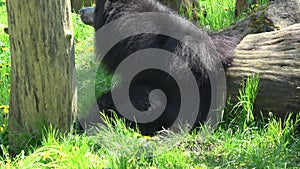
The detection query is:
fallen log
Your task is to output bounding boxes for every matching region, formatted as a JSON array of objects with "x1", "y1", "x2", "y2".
[{"x1": 227, "y1": 23, "x2": 300, "y2": 117}]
